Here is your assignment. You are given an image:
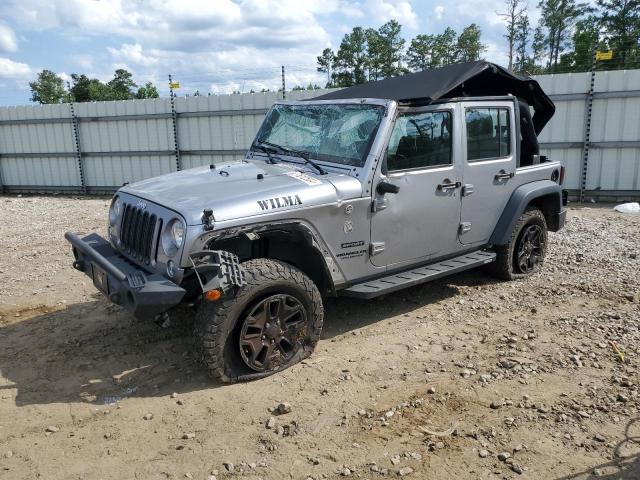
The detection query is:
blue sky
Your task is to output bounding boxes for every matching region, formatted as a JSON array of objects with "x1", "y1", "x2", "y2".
[{"x1": 0, "y1": 0, "x2": 539, "y2": 106}]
